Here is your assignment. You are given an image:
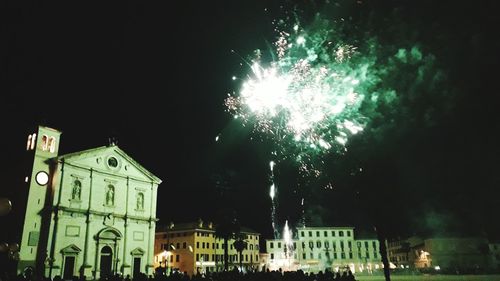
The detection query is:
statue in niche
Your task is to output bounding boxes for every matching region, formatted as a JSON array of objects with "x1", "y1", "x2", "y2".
[
  {"x1": 136, "y1": 193, "x2": 144, "y2": 210},
  {"x1": 72, "y1": 180, "x2": 81, "y2": 200},
  {"x1": 106, "y1": 185, "x2": 115, "y2": 206}
]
